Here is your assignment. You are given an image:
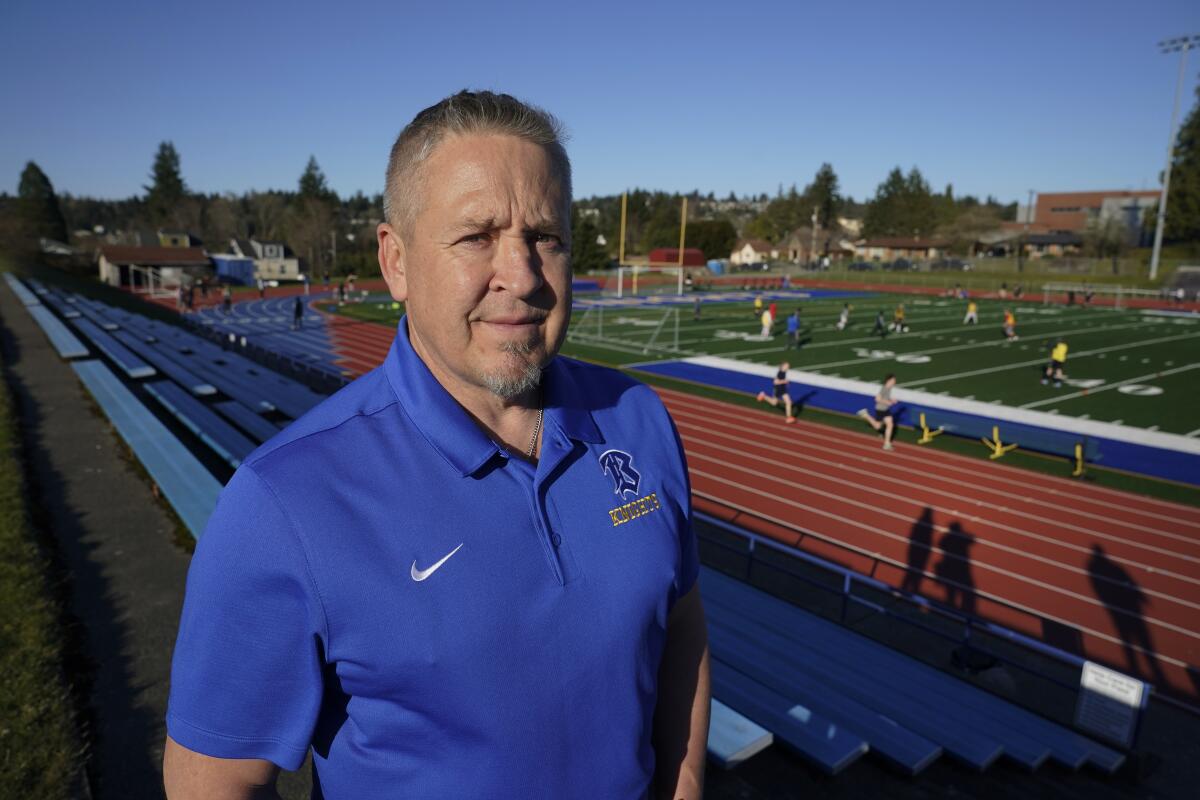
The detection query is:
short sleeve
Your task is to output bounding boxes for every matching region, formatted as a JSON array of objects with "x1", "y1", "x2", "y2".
[
  {"x1": 664, "y1": 407, "x2": 700, "y2": 604},
  {"x1": 166, "y1": 465, "x2": 326, "y2": 770}
]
